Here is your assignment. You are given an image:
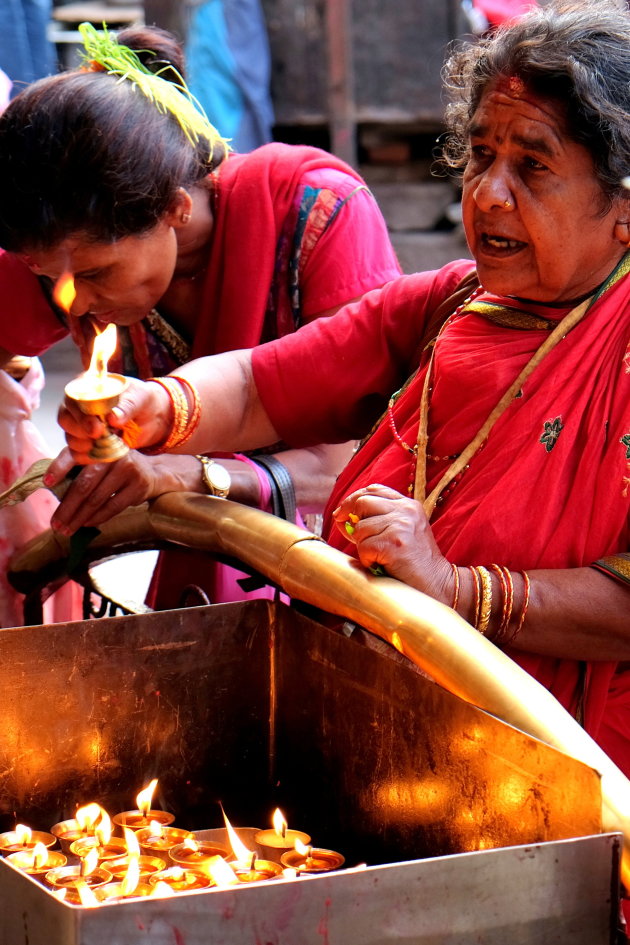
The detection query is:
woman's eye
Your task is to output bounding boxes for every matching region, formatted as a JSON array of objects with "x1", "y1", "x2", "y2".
[
  {"x1": 467, "y1": 145, "x2": 493, "y2": 170},
  {"x1": 523, "y1": 156, "x2": 547, "y2": 171}
]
